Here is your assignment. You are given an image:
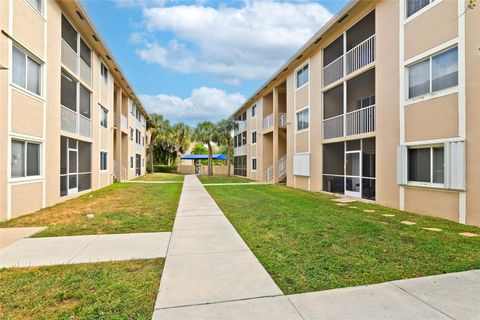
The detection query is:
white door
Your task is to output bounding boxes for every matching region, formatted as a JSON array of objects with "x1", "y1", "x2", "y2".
[{"x1": 345, "y1": 150, "x2": 361, "y2": 198}]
